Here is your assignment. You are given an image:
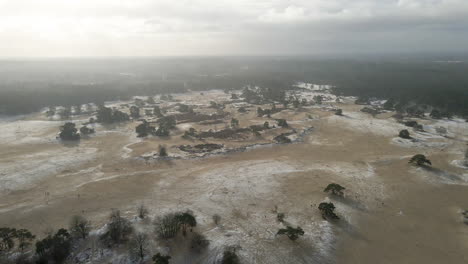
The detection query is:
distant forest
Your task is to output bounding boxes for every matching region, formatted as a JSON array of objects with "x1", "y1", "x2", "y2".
[{"x1": 1, "y1": 57, "x2": 467, "y2": 116}]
